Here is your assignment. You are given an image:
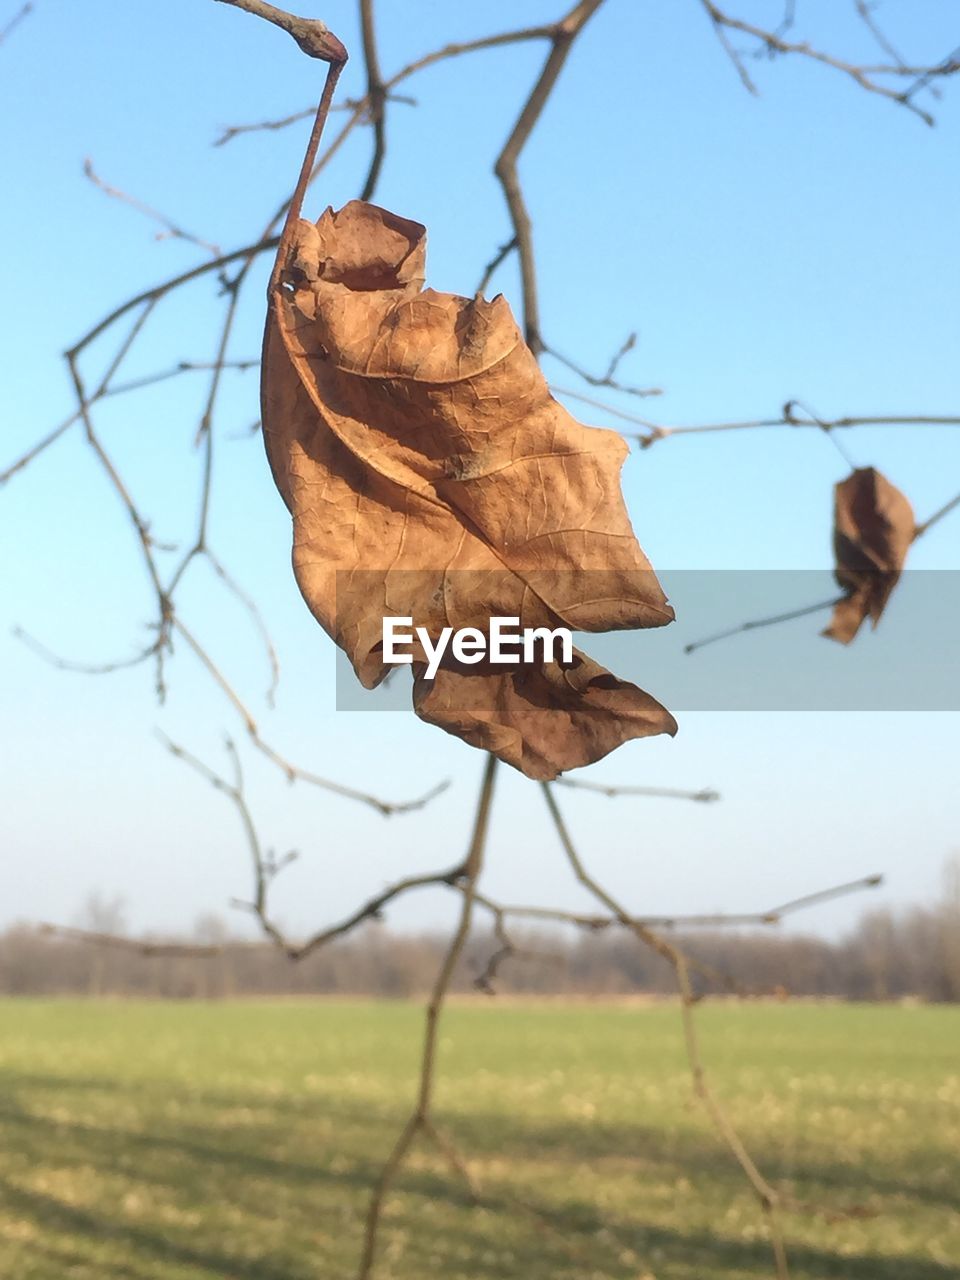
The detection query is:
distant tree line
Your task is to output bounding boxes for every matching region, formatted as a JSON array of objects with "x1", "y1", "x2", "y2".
[{"x1": 2, "y1": 874, "x2": 959, "y2": 1001}]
